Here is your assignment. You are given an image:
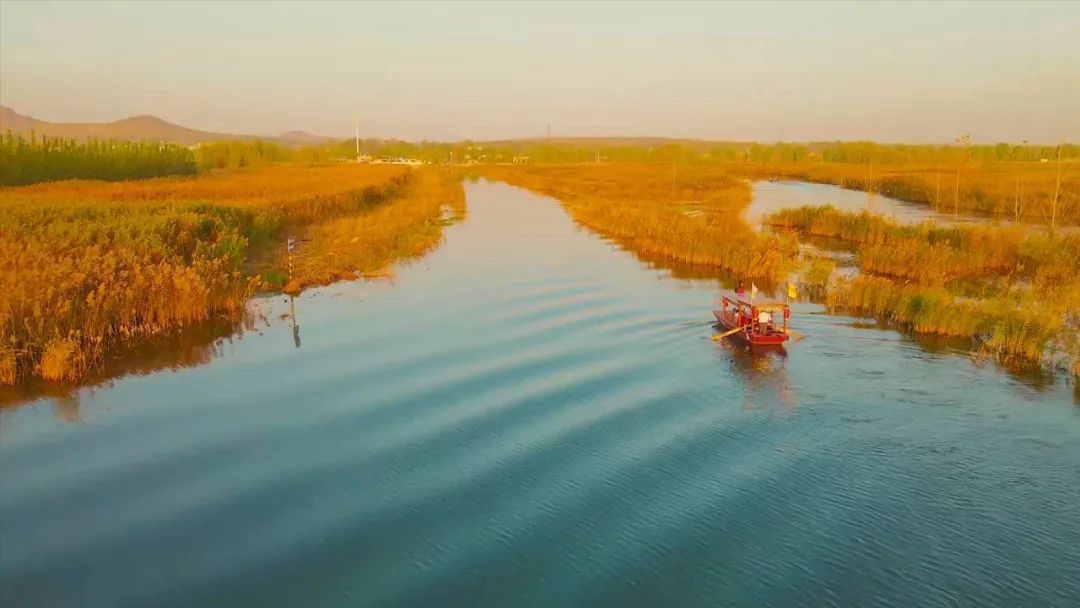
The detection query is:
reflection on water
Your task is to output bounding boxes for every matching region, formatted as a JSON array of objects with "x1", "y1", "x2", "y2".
[
  {"x1": 0, "y1": 317, "x2": 247, "y2": 414},
  {"x1": 289, "y1": 296, "x2": 302, "y2": 349},
  {"x1": 714, "y1": 334, "x2": 797, "y2": 412}
]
